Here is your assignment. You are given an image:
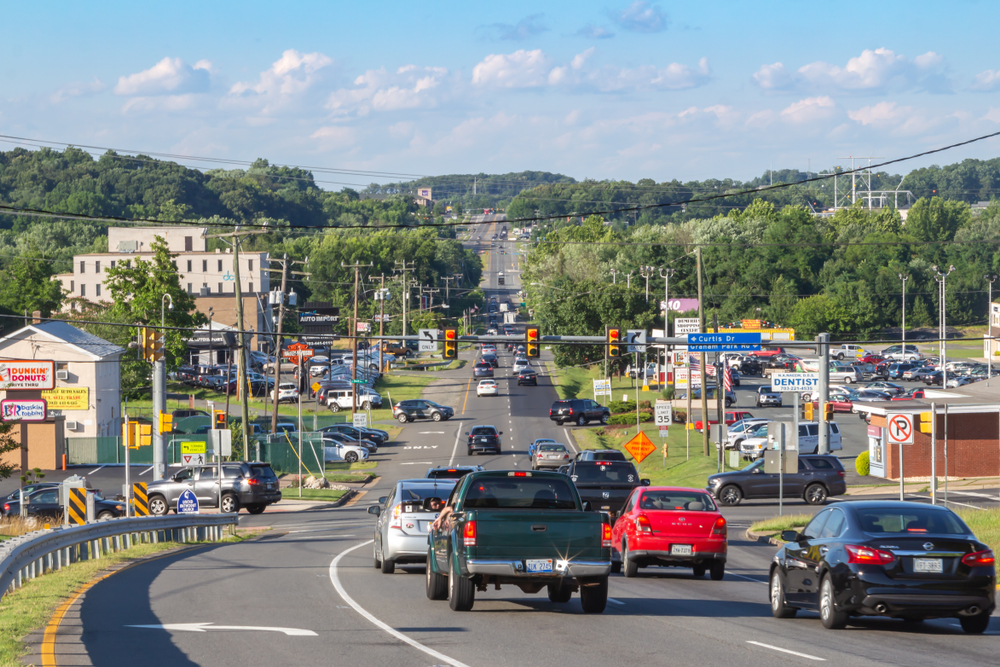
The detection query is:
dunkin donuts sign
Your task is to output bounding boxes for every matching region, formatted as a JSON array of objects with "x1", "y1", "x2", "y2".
[{"x1": 0, "y1": 361, "x2": 55, "y2": 390}]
